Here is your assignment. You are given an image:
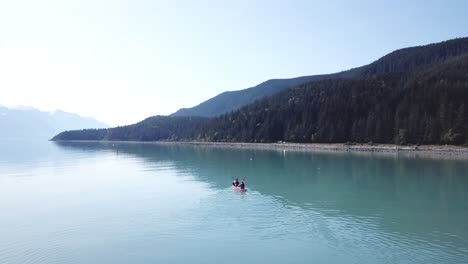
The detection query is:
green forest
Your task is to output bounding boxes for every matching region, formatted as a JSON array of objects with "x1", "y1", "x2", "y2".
[
  {"x1": 199, "y1": 56, "x2": 468, "y2": 145},
  {"x1": 53, "y1": 38, "x2": 468, "y2": 145}
]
